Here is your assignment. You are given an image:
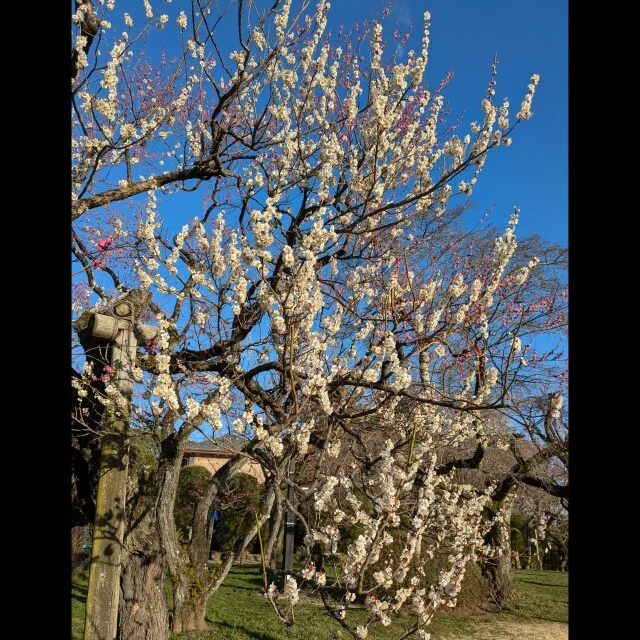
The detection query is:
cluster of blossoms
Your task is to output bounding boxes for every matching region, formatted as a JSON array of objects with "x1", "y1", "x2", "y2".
[
  {"x1": 283, "y1": 576, "x2": 300, "y2": 606},
  {"x1": 549, "y1": 392, "x2": 563, "y2": 421},
  {"x1": 265, "y1": 576, "x2": 300, "y2": 625},
  {"x1": 296, "y1": 403, "x2": 499, "y2": 637}
]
